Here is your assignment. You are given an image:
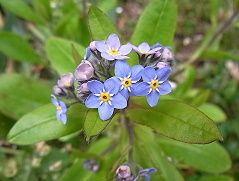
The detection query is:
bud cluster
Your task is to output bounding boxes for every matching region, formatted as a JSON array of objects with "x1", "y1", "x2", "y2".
[{"x1": 51, "y1": 33, "x2": 175, "y2": 123}]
